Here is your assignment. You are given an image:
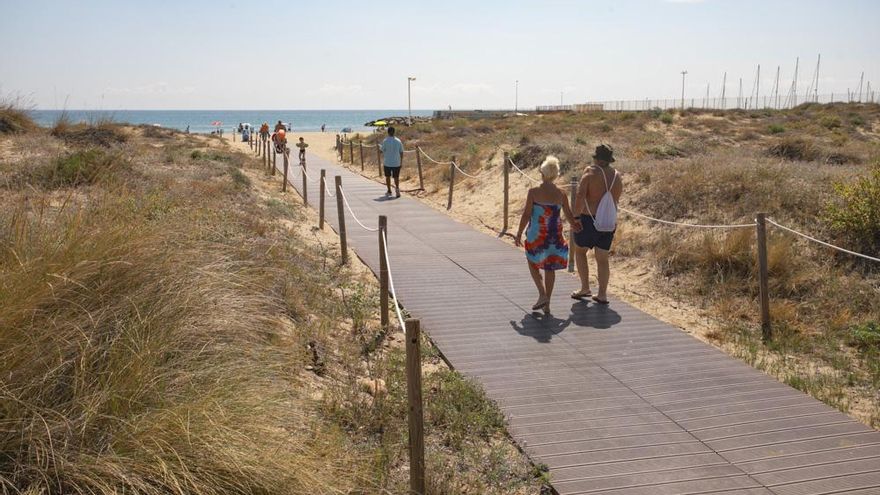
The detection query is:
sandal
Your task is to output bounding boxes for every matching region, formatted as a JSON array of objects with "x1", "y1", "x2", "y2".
[
  {"x1": 531, "y1": 299, "x2": 549, "y2": 311},
  {"x1": 571, "y1": 290, "x2": 593, "y2": 300},
  {"x1": 592, "y1": 296, "x2": 610, "y2": 305}
]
